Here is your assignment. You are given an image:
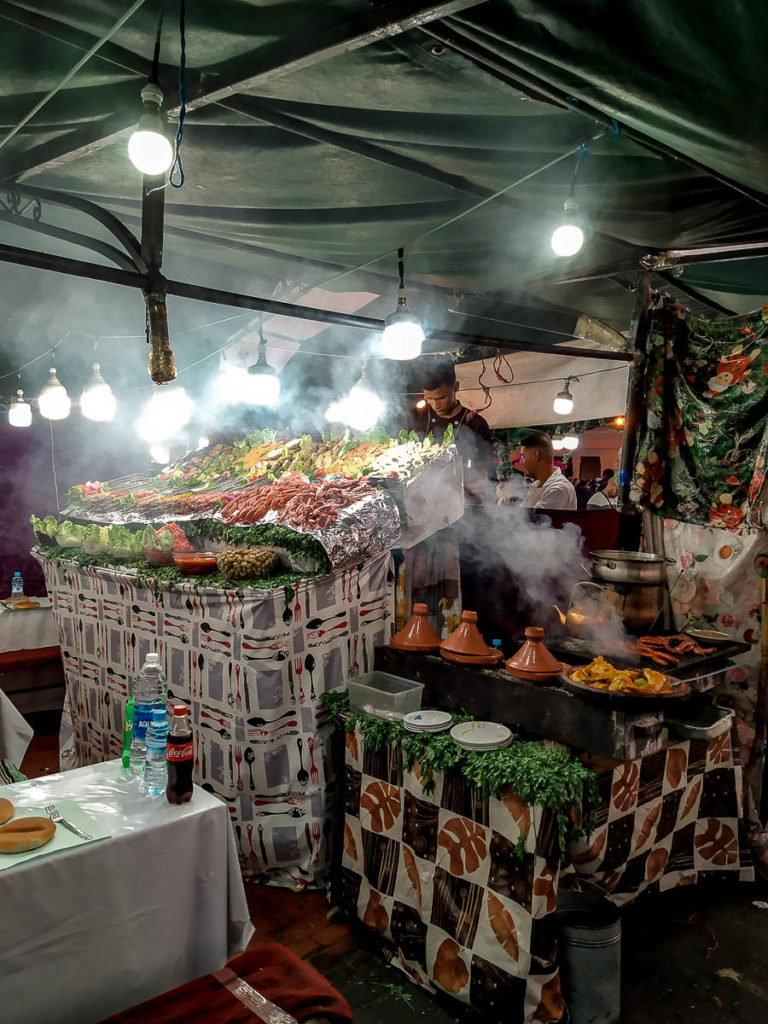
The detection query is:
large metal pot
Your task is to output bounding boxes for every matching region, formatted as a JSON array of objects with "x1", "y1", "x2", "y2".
[{"x1": 591, "y1": 550, "x2": 670, "y2": 585}]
